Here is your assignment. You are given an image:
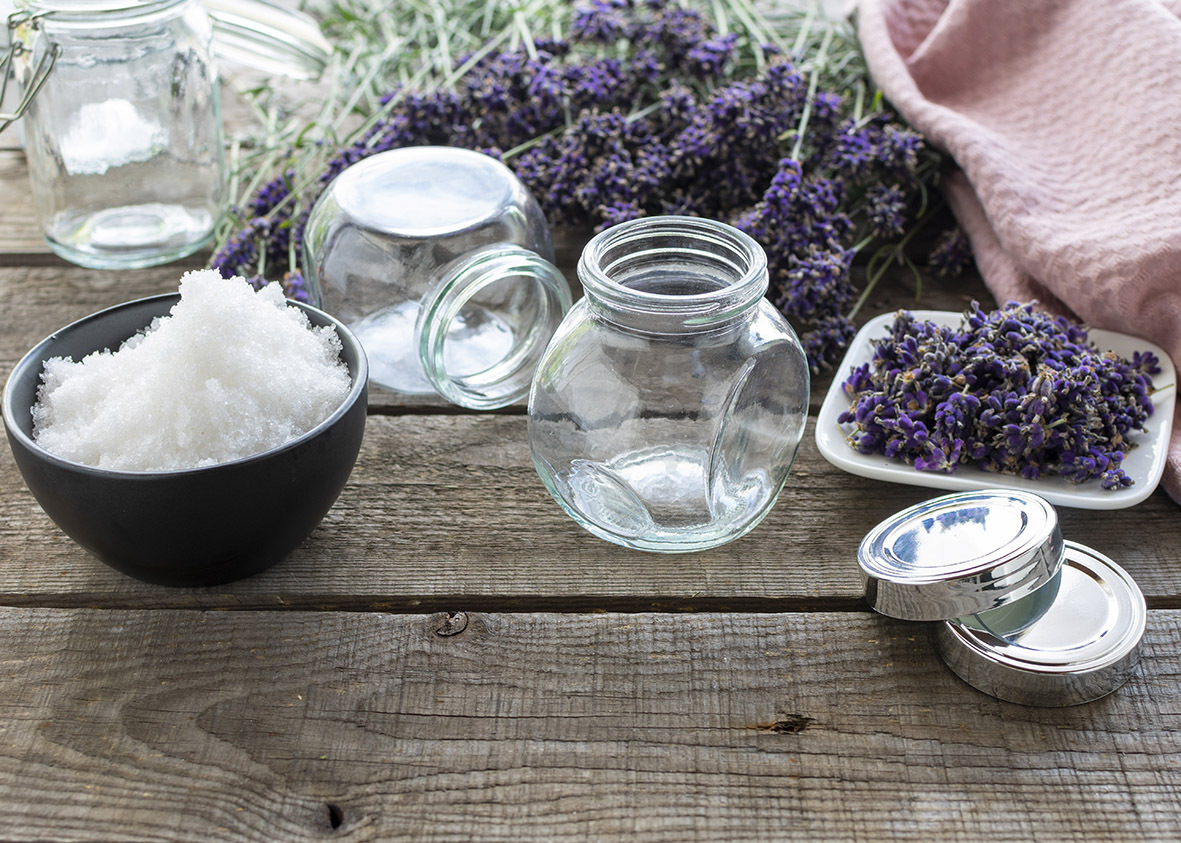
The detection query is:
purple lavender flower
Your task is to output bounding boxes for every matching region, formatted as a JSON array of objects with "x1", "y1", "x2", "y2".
[
  {"x1": 684, "y1": 33, "x2": 738, "y2": 78},
  {"x1": 571, "y1": 0, "x2": 628, "y2": 44},
  {"x1": 211, "y1": 217, "x2": 271, "y2": 279},
  {"x1": 596, "y1": 200, "x2": 647, "y2": 231},
  {"x1": 800, "y1": 314, "x2": 856, "y2": 374},
  {"x1": 838, "y1": 302, "x2": 1158, "y2": 489},
  {"x1": 771, "y1": 248, "x2": 855, "y2": 320},
  {"x1": 864, "y1": 184, "x2": 908, "y2": 239},
  {"x1": 212, "y1": 0, "x2": 936, "y2": 380},
  {"x1": 928, "y1": 227, "x2": 973, "y2": 278},
  {"x1": 877, "y1": 124, "x2": 923, "y2": 177},
  {"x1": 531, "y1": 36, "x2": 571, "y2": 57},
  {"x1": 248, "y1": 170, "x2": 295, "y2": 217},
  {"x1": 639, "y1": 5, "x2": 712, "y2": 65},
  {"x1": 281, "y1": 270, "x2": 311, "y2": 303}
]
